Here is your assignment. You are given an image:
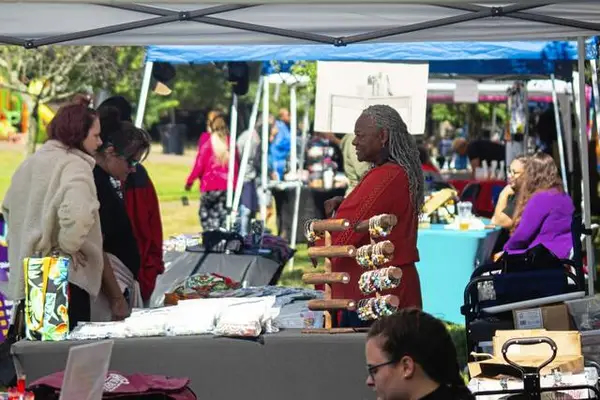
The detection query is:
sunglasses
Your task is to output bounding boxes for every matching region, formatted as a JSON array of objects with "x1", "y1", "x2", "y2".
[{"x1": 367, "y1": 360, "x2": 397, "y2": 380}]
